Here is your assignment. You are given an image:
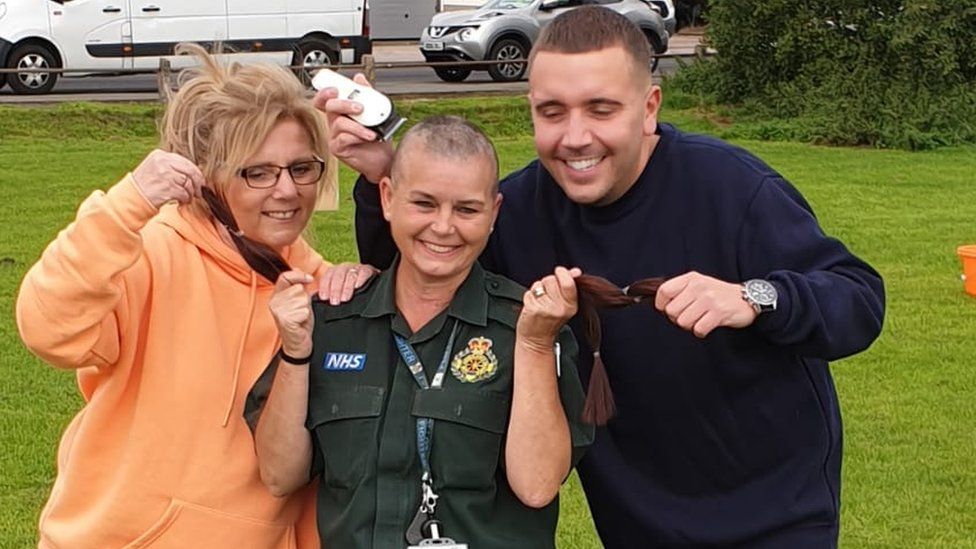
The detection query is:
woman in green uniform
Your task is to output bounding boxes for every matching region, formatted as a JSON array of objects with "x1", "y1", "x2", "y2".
[{"x1": 248, "y1": 116, "x2": 592, "y2": 548}]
